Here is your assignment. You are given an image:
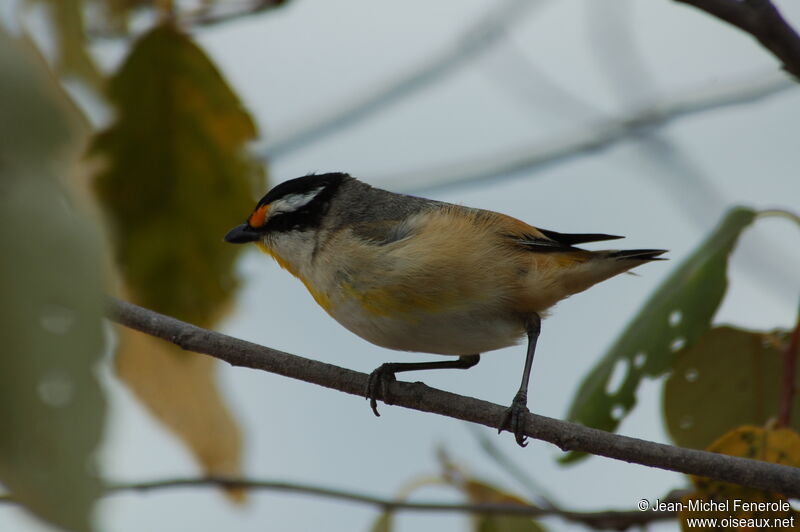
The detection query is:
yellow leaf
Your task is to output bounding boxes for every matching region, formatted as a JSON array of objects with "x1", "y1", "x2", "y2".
[
  {"x1": 368, "y1": 512, "x2": 394, "y2": 532},
  {"x1": 679, "y1": 426, "x2": 800, "y2": 531}
]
